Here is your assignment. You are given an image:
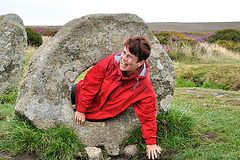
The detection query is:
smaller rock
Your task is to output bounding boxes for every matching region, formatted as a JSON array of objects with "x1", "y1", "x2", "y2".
[
  {"x1": 104, "y1": 143, "x2": 120, "y2": 156},
  {"x1": 216, "y1": 95, "x2": 224, "y2": 98},
  {"x1": 196, "y1": 95, "x2": 201, "y2": 99},
  {"x1": 105, "y1": 158, "x2": 125, "y2": 160},
  {"x1": 211, "y1": 93, "x2": 218, "y2": 96},
  {"x1": 123, "y1": 144, "x2": 139, "y2": 157},
  {"x1": 85, "y1": 147, "x2": 104, "y2": 160},
  {"x1": 74, "y1": 152, "x2": 83, "y2": 159}
]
